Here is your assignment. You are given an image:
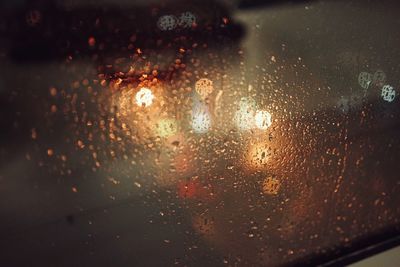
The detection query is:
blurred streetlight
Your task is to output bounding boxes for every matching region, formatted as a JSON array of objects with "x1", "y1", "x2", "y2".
[{"x1": 135, "y1": 87, "x2": 154, "y2": 107}]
